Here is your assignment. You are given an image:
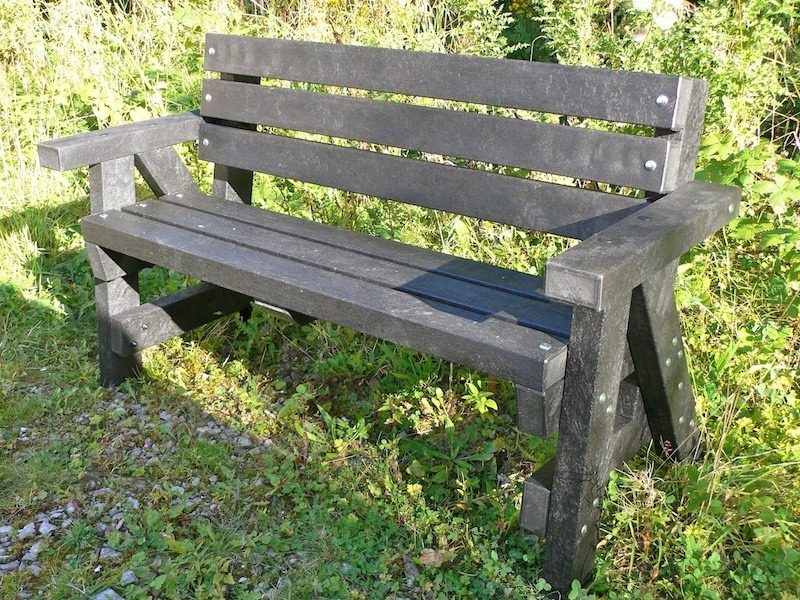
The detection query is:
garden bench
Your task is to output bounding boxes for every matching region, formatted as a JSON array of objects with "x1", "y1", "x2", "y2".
[{"x1": 37, "y1": 34, "x2": 740, "y2": 592}]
